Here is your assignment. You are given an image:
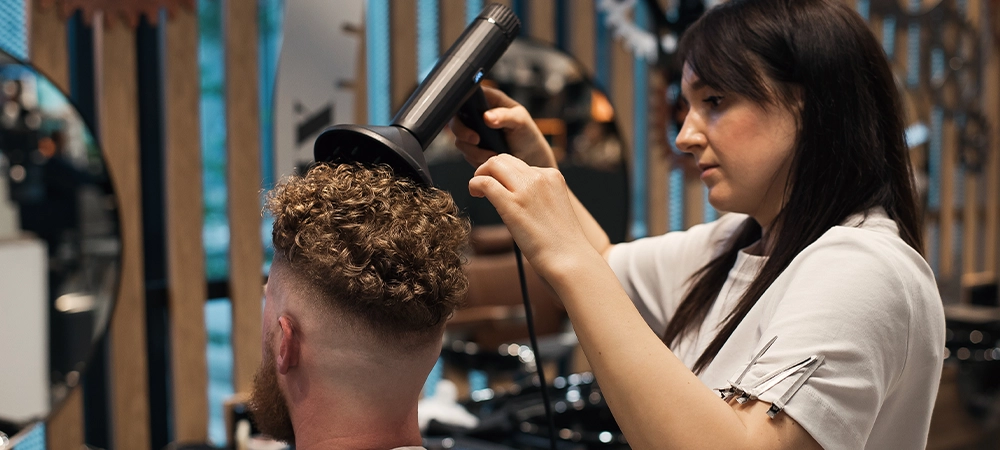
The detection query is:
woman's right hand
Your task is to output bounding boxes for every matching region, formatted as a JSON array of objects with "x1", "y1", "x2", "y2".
[{"x1": 449, "y1": 87, "x2": 557, "y2": 168}]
